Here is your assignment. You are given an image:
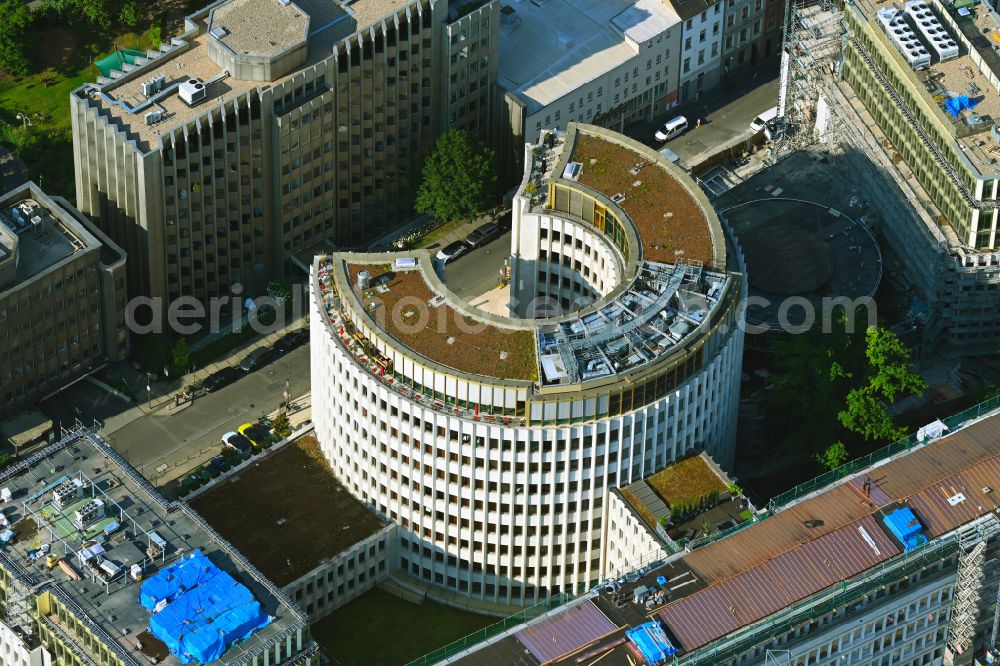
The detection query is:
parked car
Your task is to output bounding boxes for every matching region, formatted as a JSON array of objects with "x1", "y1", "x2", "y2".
[
  {"x1": 200, "y1": 367, "x2": 241, "y2": 392},
  {"x1": 239, "y1": 347, "x2": 276, "y2": 373},
  {"x1": 274, "y1": 328, "x2": 309, "y2": 355},
  {"x1": 654, "y1": 115, "x2": 688, "y2": 142},
  {"x1": 238, "y1": 422, "x2": 271, "y2": 449},
  {"x1": 207, "y1": 456, "x2": 230, "y2": 476},
  {"x1": 435, "y1": 241, "x2": 468, "y2": 264},
  {"x1": 749, "y1": 105, "x2": 779, "y2": 133},
  {"x1": 221, "y1": 431, "x2": 253, "y2": 457},
  {"x1": 465, "y1": 222, "x2": 500, "y2": 248}
]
